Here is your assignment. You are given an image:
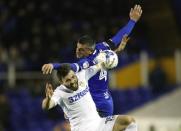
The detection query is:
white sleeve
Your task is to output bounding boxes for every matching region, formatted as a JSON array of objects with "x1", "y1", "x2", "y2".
[
  {"x1": 85, "y1": 64, "x2": 102, "y2": 81},
  {"x1": 51, "y1": 89, "x2": 62, "y2": 106}
]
